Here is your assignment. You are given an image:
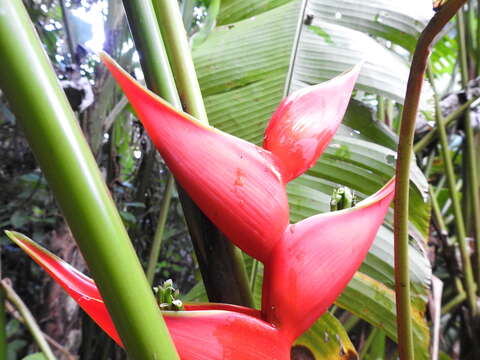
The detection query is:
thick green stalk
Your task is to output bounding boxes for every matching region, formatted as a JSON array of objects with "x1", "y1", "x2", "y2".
[
  {"x1": 146, "y1": 173, "x2": 175, "y2": 284},
  {"x1": 457, "y1": 10, "x2": 480, "y2": 287},
  {"x1": 150, "y1": 0, "x2": 254, "y2": 306},
  {"x1": 2, "y1": 281, "x2": 55, "y2": 360},
  {"x1": 393, "y1": 1, "x2": 468, "y2": 358},
  {"x1": 413, "y1": 96, "x2": 478, "y2": 153},
  {"x1": 151, "y1": 0, "x2": 208, "y2": 122},
  {"x1": 0, "y1": 1, "x2": 179, "y2": 359},
  {"x1": 427, "y1": 64, "x2": 477, "y2": 313}
]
